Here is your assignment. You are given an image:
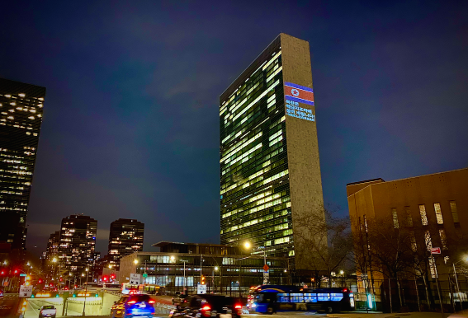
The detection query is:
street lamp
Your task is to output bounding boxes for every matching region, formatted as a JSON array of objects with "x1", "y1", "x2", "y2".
[{"x1": 134, "y1": 259, "x2": 139, "y2": 265}]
